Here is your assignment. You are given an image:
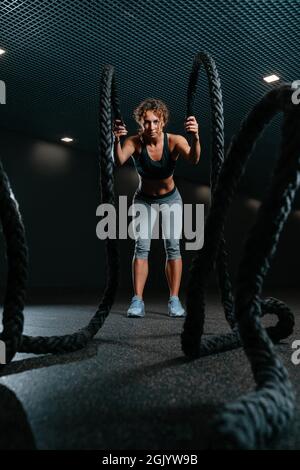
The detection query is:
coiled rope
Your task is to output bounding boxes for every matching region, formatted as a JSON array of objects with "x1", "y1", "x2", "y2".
[
  {"x1": 0, "y1": 53, "x2": 299, "y2": 449},
  {"x1": 182, "y1": 52, "x2": 299, "y2": 448},
  {"x1": 0, "y1": 65, "x2": 121, "y2": 363}
]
